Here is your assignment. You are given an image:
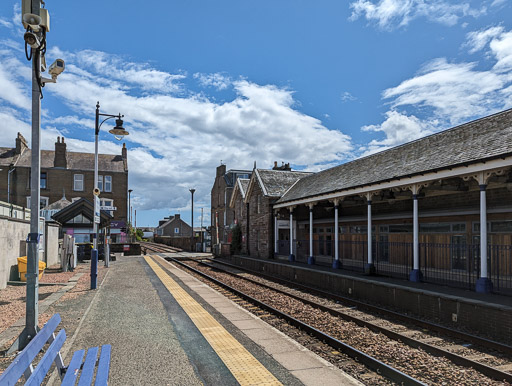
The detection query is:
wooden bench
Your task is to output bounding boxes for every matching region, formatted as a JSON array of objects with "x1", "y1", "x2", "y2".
[{"x1": 0, "y1": 314, "x2": 111, "y2": 385}]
